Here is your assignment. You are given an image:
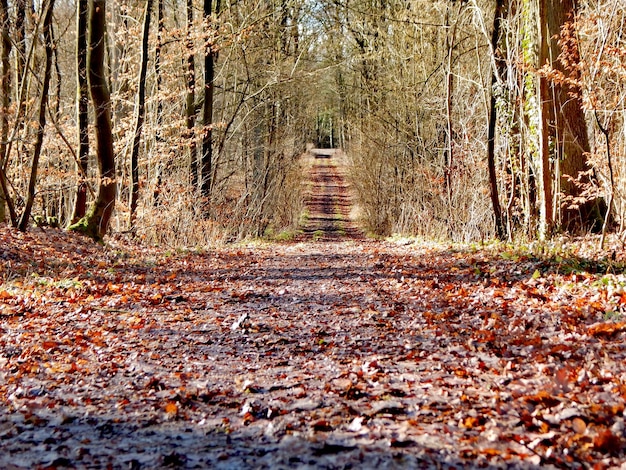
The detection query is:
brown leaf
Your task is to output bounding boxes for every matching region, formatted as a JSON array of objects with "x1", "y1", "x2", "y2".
[
  {"x1": 312, "y1": 419, "x2": 333, "y2": 432},
  {"x1": 593, "y1": 428, "x2": 622, "y2": 454}
]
